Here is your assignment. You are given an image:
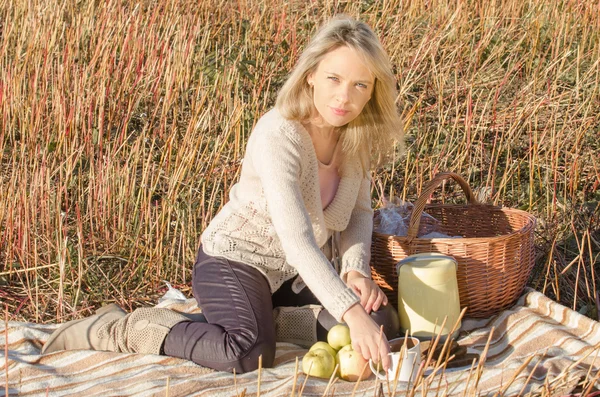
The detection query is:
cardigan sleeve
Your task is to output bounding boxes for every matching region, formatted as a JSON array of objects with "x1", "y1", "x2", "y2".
[
  {"x1": 250, "y1": 127, "x2": 360, "y2": 322},
  {"x1": 339, "y1": 174, "x2": 374, "y2": 281}
]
